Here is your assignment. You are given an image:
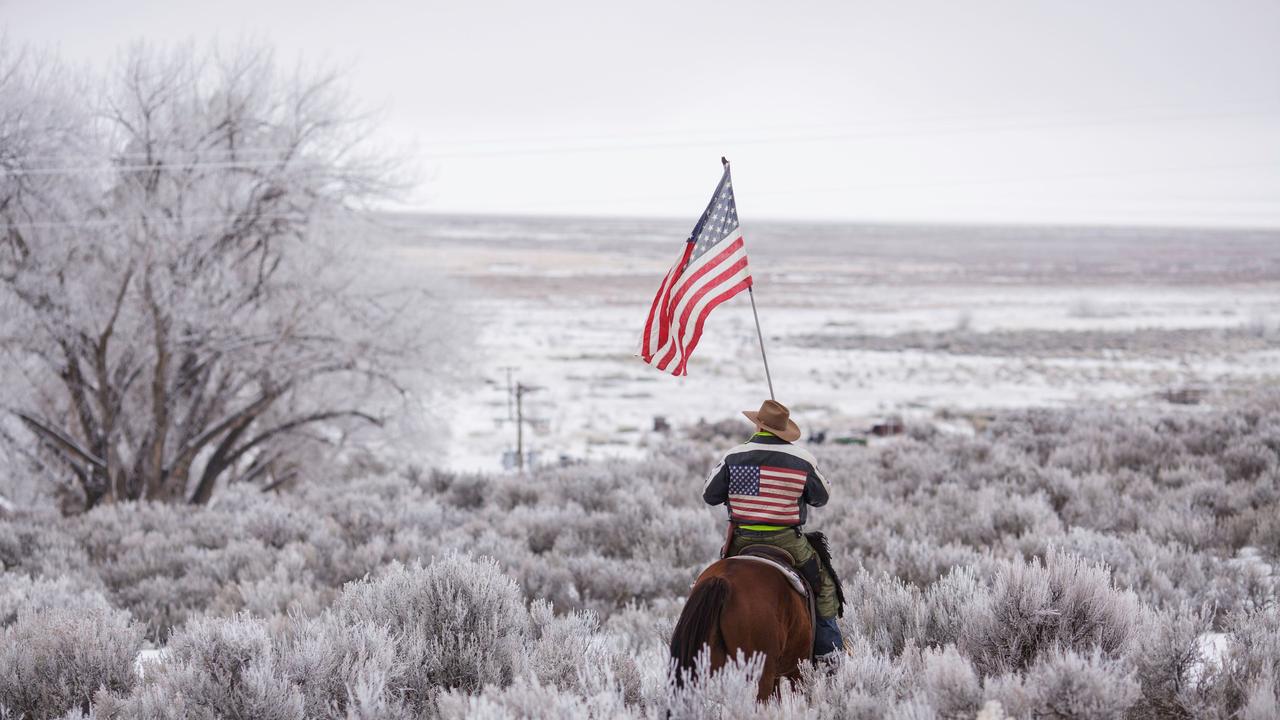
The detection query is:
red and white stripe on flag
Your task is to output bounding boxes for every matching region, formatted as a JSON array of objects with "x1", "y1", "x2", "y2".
[
  {"x1": 639, "y1": 163, "x2": 753, "y2": 375},
  {"x1": 638, "y1": 231, "x2": 752, "y2": 375}
]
